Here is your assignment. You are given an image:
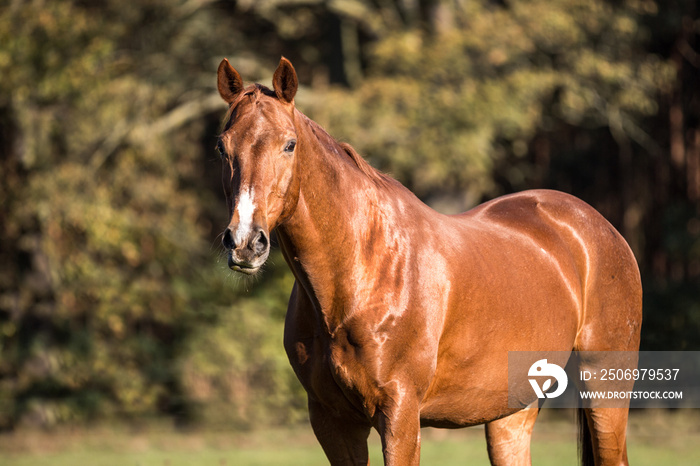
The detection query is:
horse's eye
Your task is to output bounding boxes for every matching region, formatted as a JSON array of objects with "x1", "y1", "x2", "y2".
[
  {"x1": 216, "y1": 140, "x2": 226, "y2": 159},
  {"x1": 283, "y1": 140, "x2": 296, "y2": 154}
]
